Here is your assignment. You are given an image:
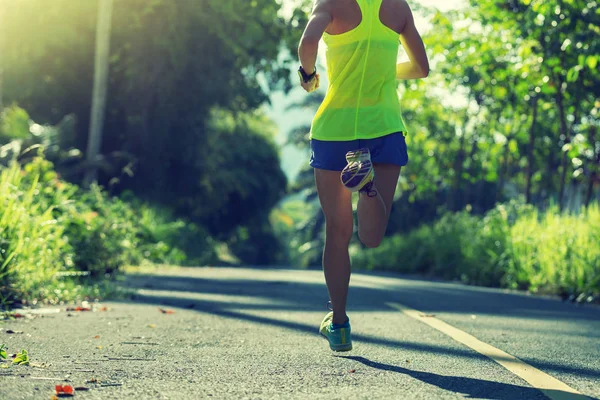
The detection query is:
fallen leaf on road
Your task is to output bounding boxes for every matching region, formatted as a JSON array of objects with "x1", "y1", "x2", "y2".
[
  {"x1": 12, "y1": 349, "x2": 29, "y2": 365},
  {"x1": 51, "y1": 396, "x2": 59, "y2": 400},
  {"x1": 158, "y1": 308, "x2": 175, "y2": 314},
  {"x1": 93, "y1": 336, "x2": 100, "y2": 339},
  {"x1": 98, "y1": 306, "x2": 108, "y2": 312},
  {"x1": 349, "y1": 369, "x2": 356, "y2": 373},
  {"x1": 96, "y1": 346, "x2": 103, "y2": 350},
  {"x1": 66, "y1": 307, "x2": 91, "y2": 312},
  {"x1": 56, "y1": 384, "x2": 74, "y2": 396},
  {"x1": 86, "y1": 378, "x2": 100, "y2": 384},
  {"x1": 147, "y1": 324, "x2": 156, "y2": 329}
]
